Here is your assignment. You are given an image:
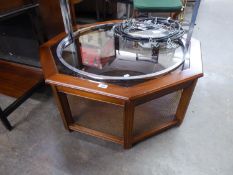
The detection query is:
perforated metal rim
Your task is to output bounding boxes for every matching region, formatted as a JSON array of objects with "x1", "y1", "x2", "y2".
[{"x1": 114, "y1": 17, "x2": 185, "y2": 43}]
